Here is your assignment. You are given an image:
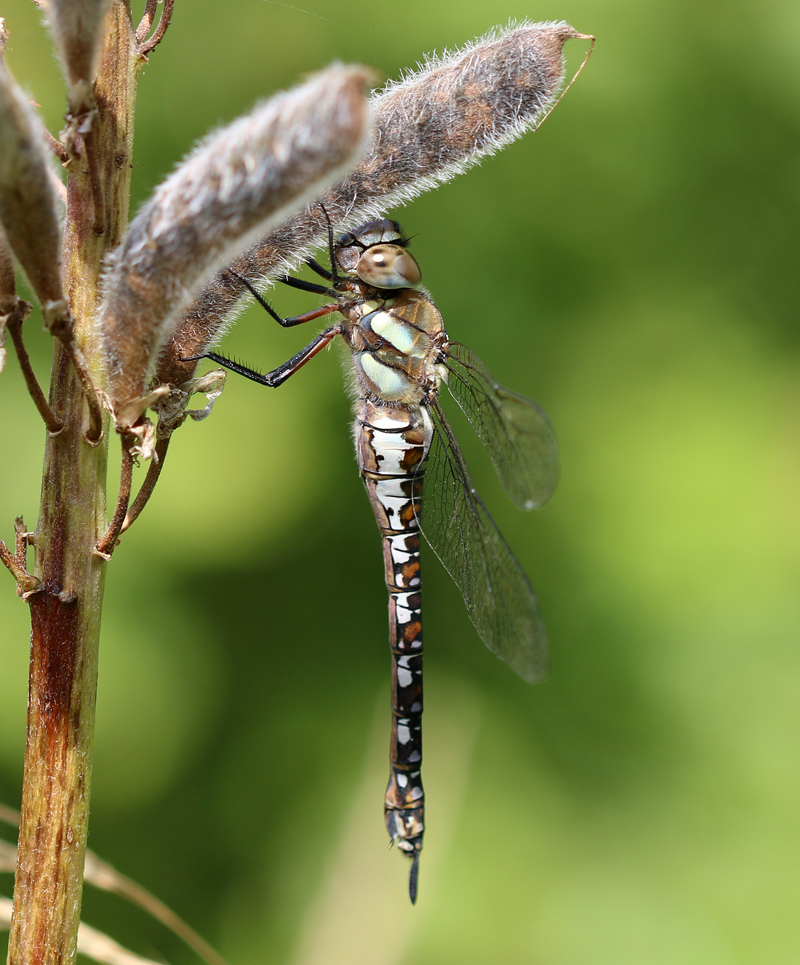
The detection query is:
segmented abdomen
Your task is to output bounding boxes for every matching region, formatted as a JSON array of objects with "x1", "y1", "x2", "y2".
[{"x1": 356, "y1": 397, "x2": 432, "y2": 896}]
